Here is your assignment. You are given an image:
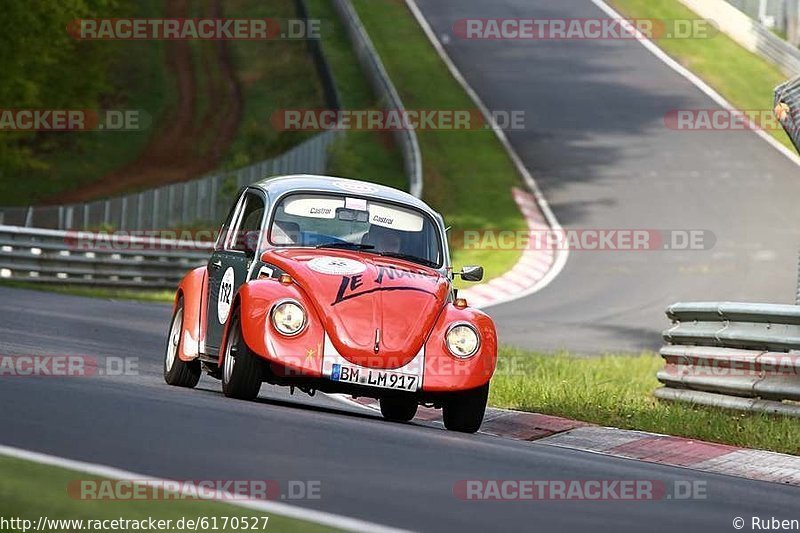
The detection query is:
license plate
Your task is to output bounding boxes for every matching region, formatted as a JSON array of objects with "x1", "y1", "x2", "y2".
[{"x1": 330, "y1": 363, "x2": 419, "y2": 392}]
